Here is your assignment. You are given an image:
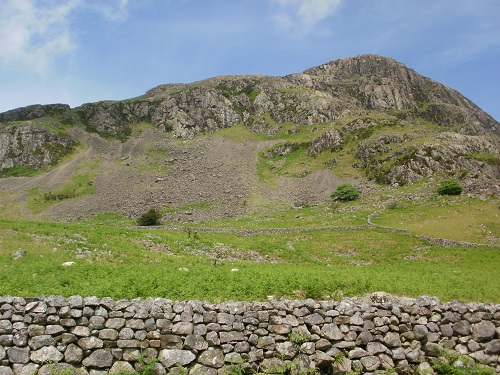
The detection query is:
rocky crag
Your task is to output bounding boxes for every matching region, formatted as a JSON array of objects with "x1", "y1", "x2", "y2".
[{"x1": 0, "y1": 55, "x2": 498, "y2": 220}]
